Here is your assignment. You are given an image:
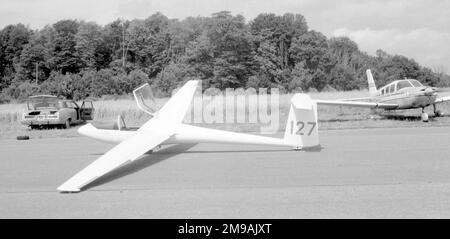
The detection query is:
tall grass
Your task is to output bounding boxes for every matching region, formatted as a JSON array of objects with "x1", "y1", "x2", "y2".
[
  {"x1": 2, "y1": 89, "x2": 450, "y2": 139},
  {"x1": 0, "y1": 103, "x2": 26, "y2": 124}
]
